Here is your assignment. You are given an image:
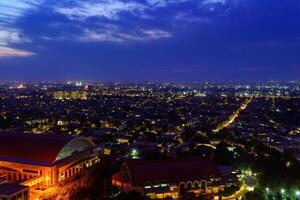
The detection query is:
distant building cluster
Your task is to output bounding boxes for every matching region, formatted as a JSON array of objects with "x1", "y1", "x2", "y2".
[
  {"x1": 0, "y1": 81, "x2": 299, "y2": 199},
  {"x1": 53, "y1": 91, "x2": 88, "y2": 100}
]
